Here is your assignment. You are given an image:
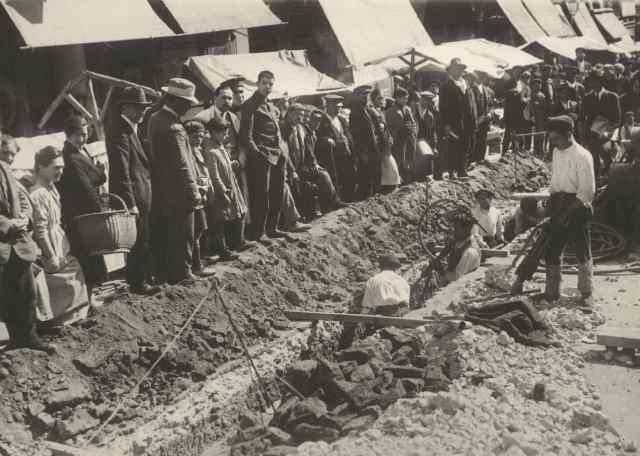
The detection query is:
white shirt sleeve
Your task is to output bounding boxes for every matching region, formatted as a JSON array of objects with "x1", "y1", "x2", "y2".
[
  {"x1": 576, "y1": 153, "x2": 596, "y2": 207},
  {"x1": 451, "y1": 247, "x2": 481, "y2": 281}
]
